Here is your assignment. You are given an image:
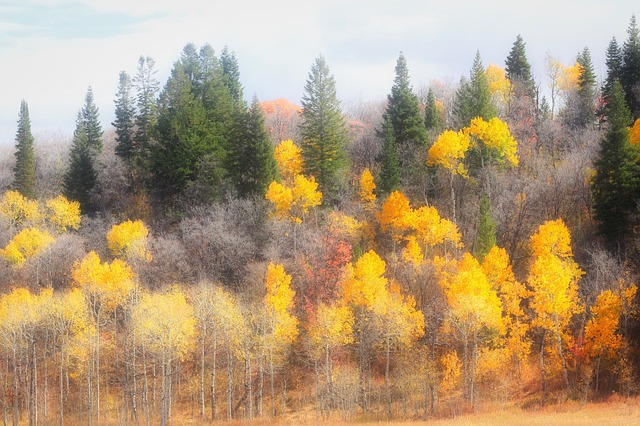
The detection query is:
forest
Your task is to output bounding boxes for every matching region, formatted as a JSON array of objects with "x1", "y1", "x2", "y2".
[{"x1": 1, "y1": 14, "x2": 640, "y2": 426}]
